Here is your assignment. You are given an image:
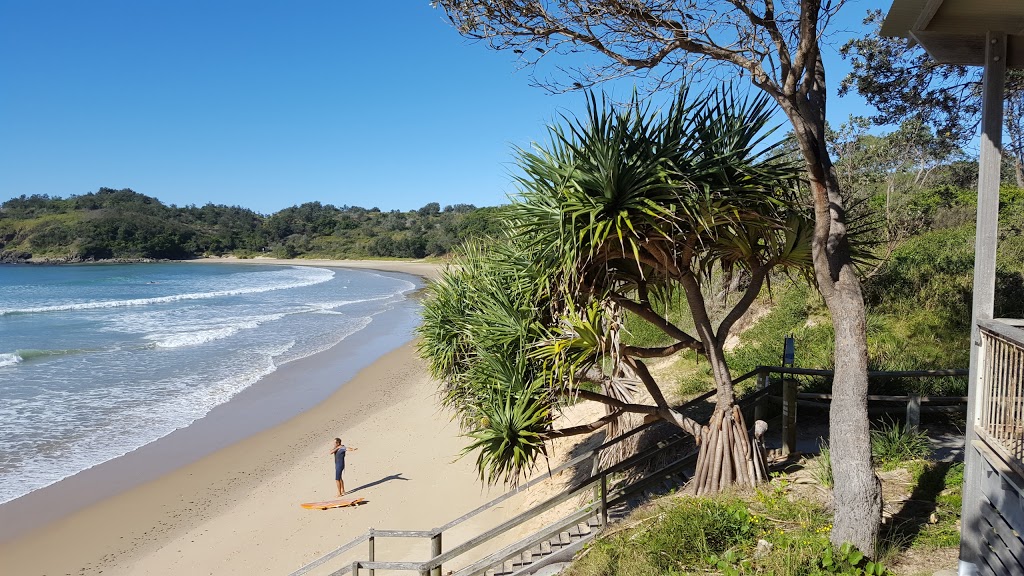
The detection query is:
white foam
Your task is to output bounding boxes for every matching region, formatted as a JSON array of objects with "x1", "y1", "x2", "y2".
[
  {"x1": 146, "y1": 327, "x2": 240, "y2": 348},
  {"x1": 275, "y1": 317, "x2": 373, "y2": 366},
  {"x1": 142, "y1": 313, "x2": 287, "y2": 348},
  {"x1": 309, "y1": 287, "x2": 412, "y2": 311},
  {"x1": 0, "y1": 353, "x2": 22, "y2": 368},
  {"x1": 0, "y1": 265, "x2": 417, "y2": 504},
  {"x1": 0, "y1": 266, "x2": 335, "y2": 316},
  {"x1": 0, "y1": 355, "x2": 280, "y2": 504}
]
